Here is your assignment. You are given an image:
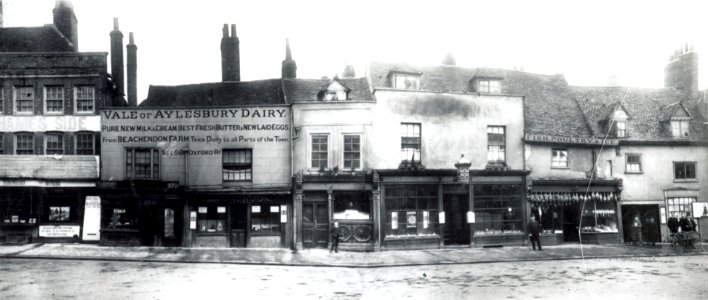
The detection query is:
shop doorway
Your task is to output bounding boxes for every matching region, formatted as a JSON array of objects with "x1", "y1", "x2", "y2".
[
  {"x1": 562, "y1": 204, "x2": 580, "y2": 242},
  {"x1": 302, "y1": 202, "x2": 329, "y2": 248},
  {"x1": 622, "y1": 205, "x2": 660, "y2": 244},
  {"x1": 139, "y1": 205, "x2": 182, "y2": 247},
  {"x1": 443, "y1": 194, "x2": 469, "y2": 245}
]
